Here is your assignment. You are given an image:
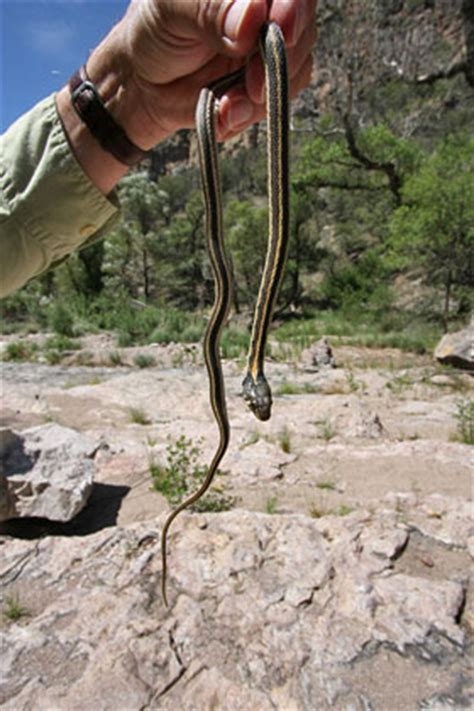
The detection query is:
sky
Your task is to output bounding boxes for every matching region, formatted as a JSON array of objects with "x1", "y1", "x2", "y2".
[{"x1": 1, "y1": 0, "x2": 129, "y2": 131}]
